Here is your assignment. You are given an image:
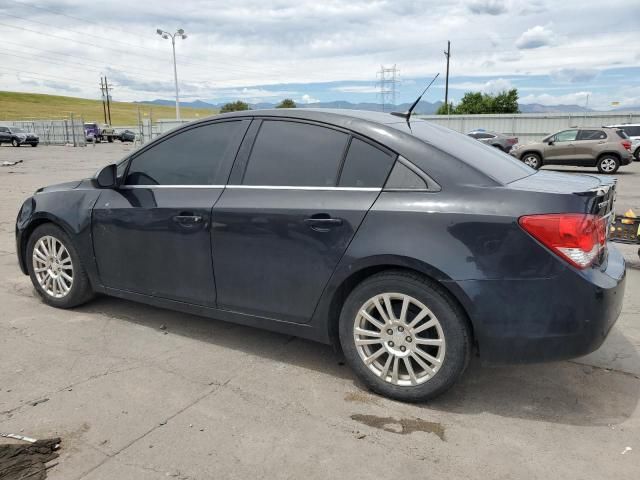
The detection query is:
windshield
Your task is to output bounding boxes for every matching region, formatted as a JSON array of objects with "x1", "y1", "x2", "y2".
[{"x1": 12, "y1": 128, "x2": 26, "y2": 133}]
